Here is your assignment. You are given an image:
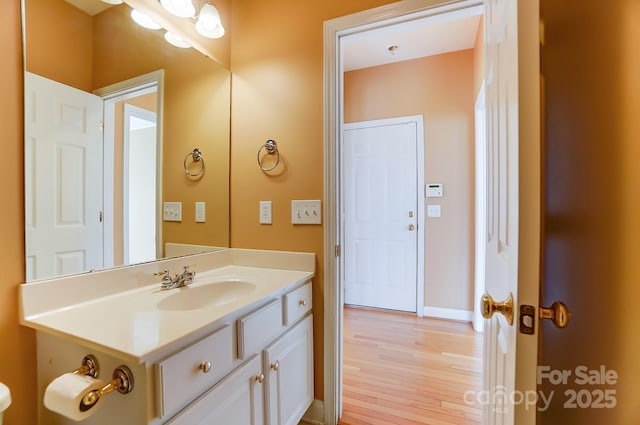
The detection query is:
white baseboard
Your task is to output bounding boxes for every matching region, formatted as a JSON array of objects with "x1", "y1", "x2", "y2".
[
  {"x1": 301, "y1": 399, "x2": 324, "y2": 425},
  {"x1": 424, "y1": 306, "x2": 473, "y2": 322}
]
